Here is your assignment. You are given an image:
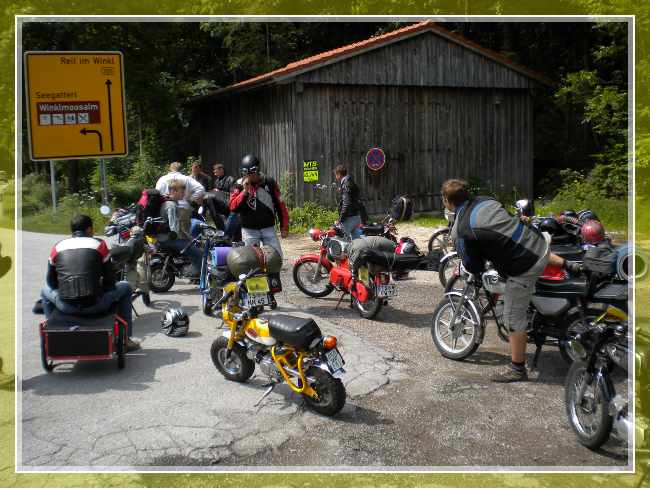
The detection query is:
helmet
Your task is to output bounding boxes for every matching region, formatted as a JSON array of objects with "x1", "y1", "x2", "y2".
[
  {"x1": 577, "y1": 209, "x2": 599, "y2": 223},
  {"x1": 161, "y1": 307, "x2": 190, "y2": 337},
  {"x1": 515, "y1": 199, "x2": 535, "y2": 218},
  {"x1": 240, "y1": 154, "x2": 261, "y2": 175},
  {"x1": 560, "y1": 209, "x2": 578, "y2": 219},
  {"x1": 580, "y1": 219, "x2": 605, "y2": 245},
  {"x1": 539, "y1": 217, "x2": 561, "y2": 235}
]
